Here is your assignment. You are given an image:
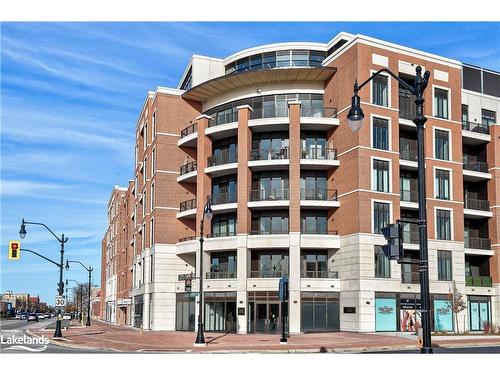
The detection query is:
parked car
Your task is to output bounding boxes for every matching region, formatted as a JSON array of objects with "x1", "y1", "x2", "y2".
[
  {"x1": 19, "y1": 312, "x2": 28, "y2": 320},
  {"x1": 44, "y1": 313, "x2": 50, "y2": 319},
  {"x1": 37, "y1": 313, "x2": 45, "y2": 320},
  {"x1": 62, "y1": 313, "x2": 71, "y2": 320},
  {"x1": 15, "y1": 313, "x2": 22, "y2": 320},
  {"x1": 27, "y1": 313, "x2": 39, "y2": 322},
  {"x1": 50, "y1": 313, "x2": 56, "y2": 318}
]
